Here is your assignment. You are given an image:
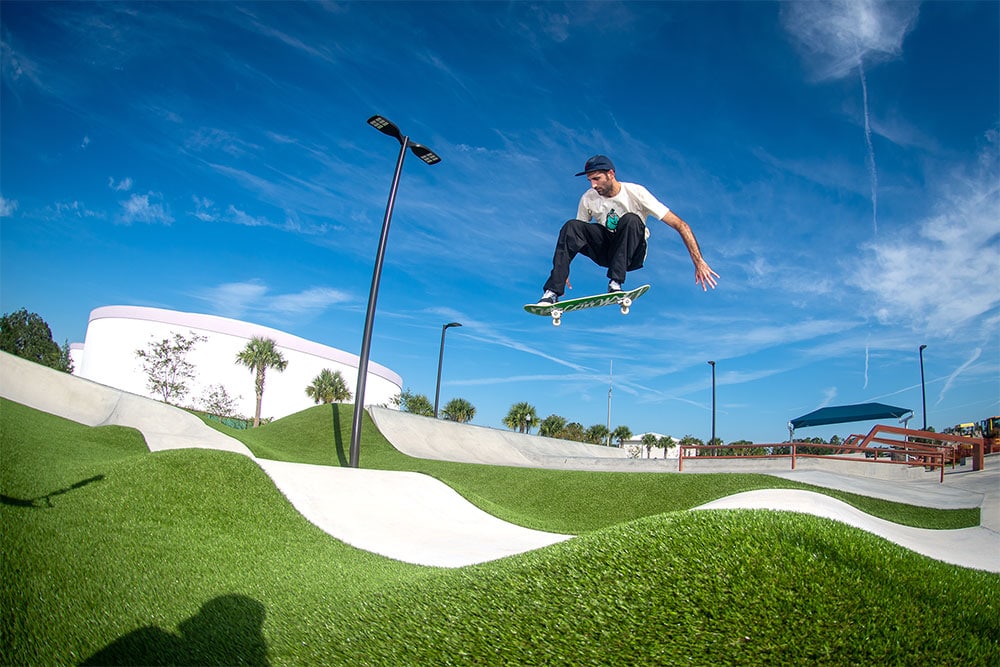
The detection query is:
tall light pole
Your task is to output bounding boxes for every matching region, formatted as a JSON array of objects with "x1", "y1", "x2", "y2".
[
  {"x1": 708, "y1": 361, "x2": 716, "y2": 448},
  {"x1": 434, "y1": 322, "x2": 462, "y2": 417},
  {"x1": 350, "y1": 115, "x2": 441, "y2": 468},
  {"x1": 606, "y1": 360, "x2": 613, "y2": 447},
  {"x1": 919, "y1": 344, "x2": 928, "y2": 430}
]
